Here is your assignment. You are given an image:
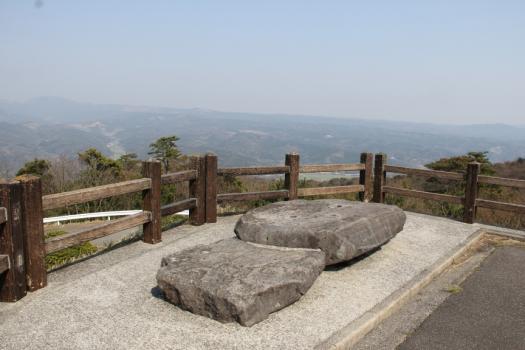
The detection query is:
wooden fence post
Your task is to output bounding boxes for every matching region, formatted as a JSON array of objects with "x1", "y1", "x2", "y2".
[
  {"x1": 0, "y1": 180, "x2": 27, "y2": 302},
  {"x1": 359, "y1": 152, "x2": 374, "y2": 202},
  {"x1": 285, "y1": 153, "x2": 299, "y2": 200},
  {"x1": 205, "y1": 153, "x2": 217, "y2": 223},
  {"x1": 190, "y1": 156, "x2": 206, "y2": 225},
  {"x1": 372, "y1": 153, "x2": 387, "y2": 203},
  {"x1": 464, "y1": 162, "x2": 480, "y2": 224},
  {"x1": 18, "y1": 175, "x2": 47, "y2": 291},
  {"x1": 142, "y1": 161, "x2": 162, "y2": 244}
]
